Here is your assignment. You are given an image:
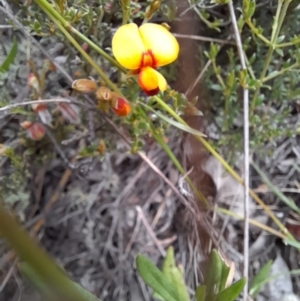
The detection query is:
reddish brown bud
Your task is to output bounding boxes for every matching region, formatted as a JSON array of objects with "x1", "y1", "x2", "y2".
[
  {"x1": 21, "y1": 122, "x2": 45, "y2": 141},
  {"x1": 110, "y1": 95, "x2": 131, "y2": 116},
  {"x1": 31, "y1": 103, "x2": 46, "y2": 113},
  {"x1": 20, "y1": 121, "x2": 33, "y2": 130},
  {"x1": 81, "y1": 42, "x2": 89, "y2": 52},
  {"x1": 27, "y1": 73, "x2": 39, "y2": 91},
  {"x1": 72, "y1": 79, "x2": 97, "y2": 94},
  {"x1": 31, "y1": 103, "x2": 52, "y2": 125},
  {"x1": 96, "y1": 86, "x2": 112, "y2": 102},
  {"x1": 57, "y1": 103, "x2": 80, "y2": 124}
]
